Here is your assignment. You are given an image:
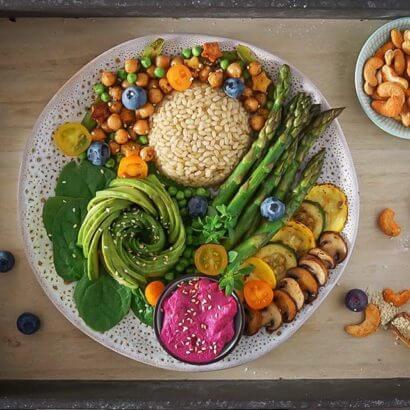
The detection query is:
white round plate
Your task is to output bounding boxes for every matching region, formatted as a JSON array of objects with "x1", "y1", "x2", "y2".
[{"x1": 19, "y1": 34, "x2": 359, "y2": 371}]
